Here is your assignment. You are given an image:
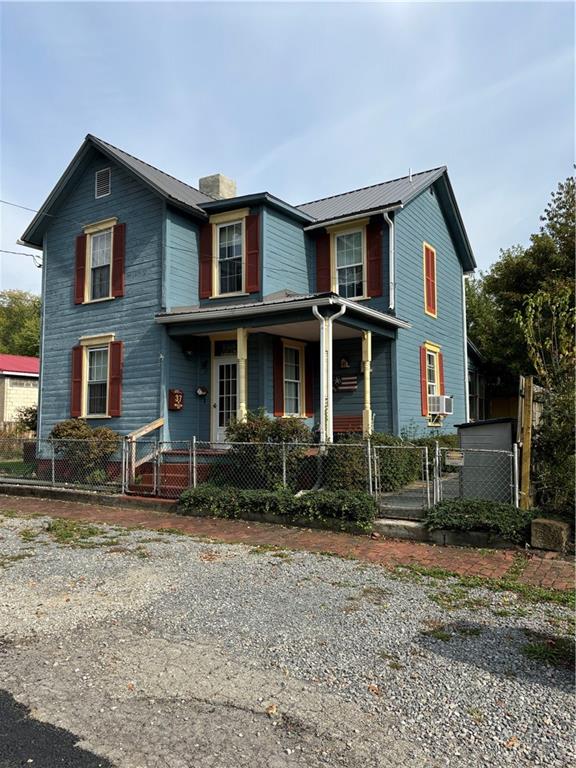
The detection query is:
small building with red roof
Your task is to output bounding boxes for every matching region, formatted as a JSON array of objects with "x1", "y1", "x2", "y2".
[{"x1": 0, "y1": 354, "x2": 40, "y2": 427}]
